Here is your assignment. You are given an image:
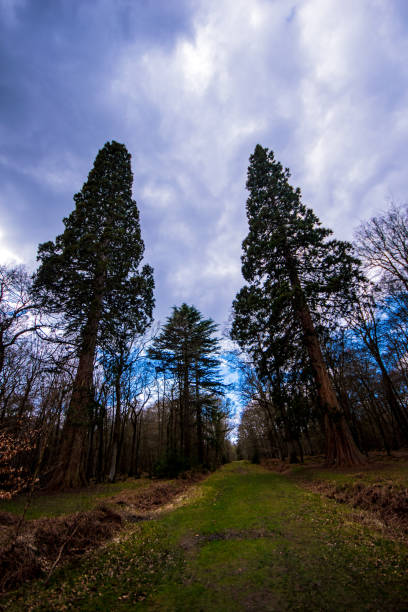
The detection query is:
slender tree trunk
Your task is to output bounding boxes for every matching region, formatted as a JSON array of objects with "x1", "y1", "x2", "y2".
[
  {"x1": 96, "y1": 403, "x2": 106, "y2": 482},
  {"x1": 361, "y1": 391, "x2": 391, "y2": 455},
  {"x1": 183, "y1": 361, "x2": 191, "y2": 464},
  {"x1": 177, "y1": 373, "x2": 184, "y2": 458},
  {"x1": 49, "y1": 398, "x2": 64, "y2": 467},
  {"x1": 17, "y1": 372, "x2": 35, "y2": 418},
  {"x1": 338, "y1": 388, "x2": 367, "y2": 456},
  {"x1": 0, "y1": 331, "x2": 5, "y2": 376},
  {"x1": 296, "y1": 438, "x2": 304, "y2": 463},
  {"x1": 375, "y1": 352, "x2": 408, "y2": 442},
  {"x1": 129, "y1": 416, "x2": 138, "y2": 476},
  {"x1": 195, "y1": 367, "x2": 204, "y2": 465},
  {"x1": 285, "y1": 254, "x2": 366, "y2": 466},
  {"x1": 304, "y1": 425, "x2": 314, "y2": 456},
  {"x1": 265, "y1": 367, "x2": 300, "y2": 464},
  {"x1": 357, "y1": 313, "x2": 408, "y2": 441},
  {"x1": 134, "y1": 411, "x2": 143, "y2": 476},
  {"x1": 86, "y1": 422, "x2": 95, "y2": 480},
  {"x1": 108, "y1": 377, "x2": 122, "y2": 482},
  {"x1": 256, "y1": 381, "x2": 281, "y2": 457}
]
